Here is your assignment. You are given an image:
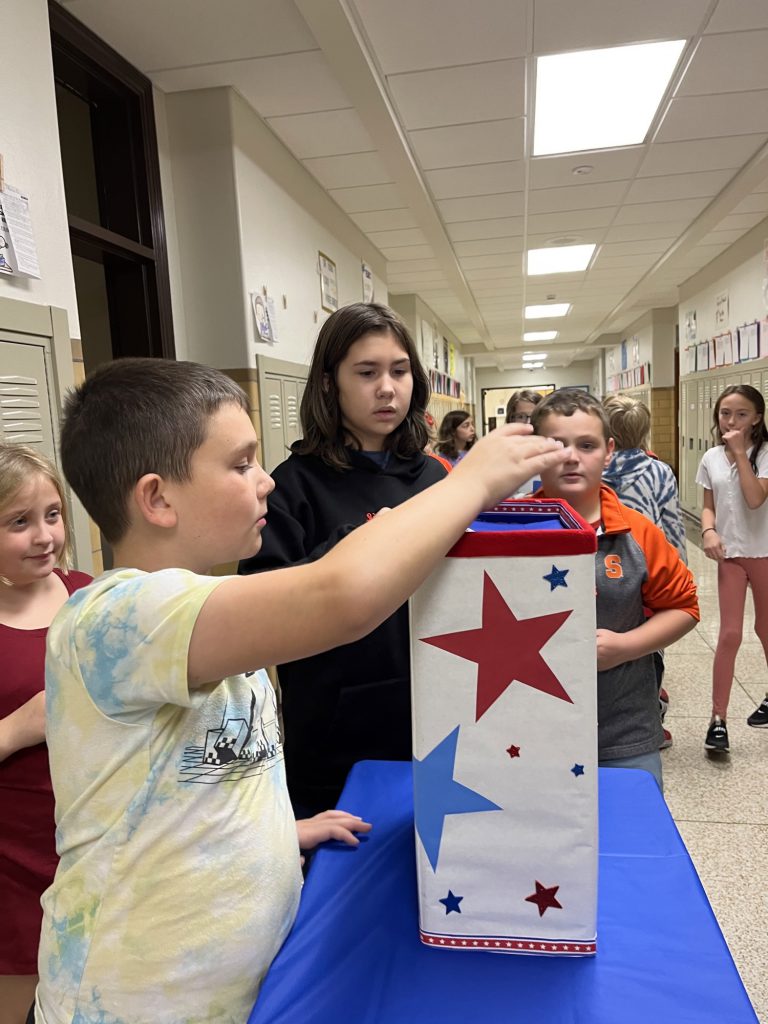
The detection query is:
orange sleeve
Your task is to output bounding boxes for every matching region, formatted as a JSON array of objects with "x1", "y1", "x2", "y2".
[{"x1": 635, "y1": 513, "x2": 700, "y2": 621}]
